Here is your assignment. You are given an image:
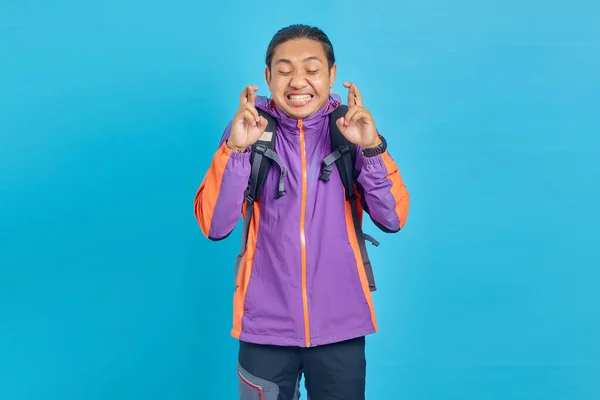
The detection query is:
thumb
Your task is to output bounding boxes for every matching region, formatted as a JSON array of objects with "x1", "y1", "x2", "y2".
[
  {"x1": 336, "y1": 116, "x2": 346, "y2": 133},
  {"x1": 258, "y1": 115, "x2": 269, "y2": 133}
]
